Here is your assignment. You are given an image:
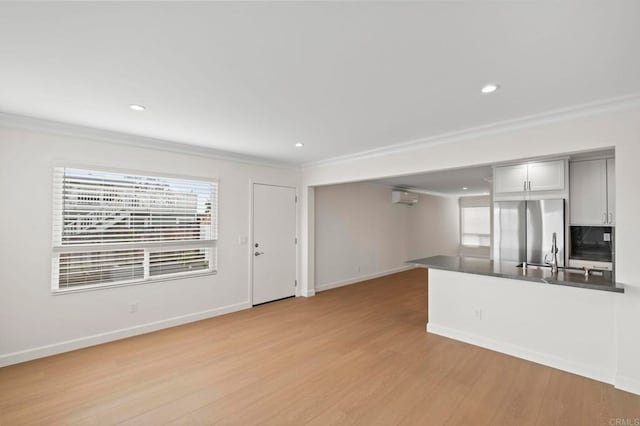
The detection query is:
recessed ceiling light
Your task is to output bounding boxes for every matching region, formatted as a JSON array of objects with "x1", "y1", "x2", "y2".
[
  {"x1": 481, "y1": 84, "x2": 499, "y2": 94},
  {"x1": 462, "y1": 187, "x2": 469, "y2": 190},
  {"x1": 129, "y1": 104, "x2": 146, "y2": 111},
  {"x1": 295, "y1": 143, "x2": 304, "y2": 148}
]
